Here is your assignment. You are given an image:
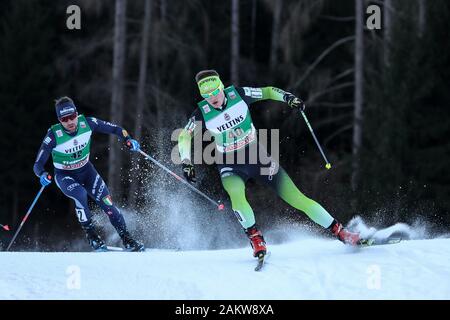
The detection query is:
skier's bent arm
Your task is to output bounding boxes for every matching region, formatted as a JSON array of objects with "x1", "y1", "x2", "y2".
[
  {"x1": 178, "y1": 117, "x2": 202, "y2": 163},
  {"x1": 261, "y1": 86, "x2": 289, "y2": 102},
  {"x1": 33, "y1": 130, "x2": 55, "y2": 177},
  {"x1": 178, "y1": 112, "x2": 202, "y2": 183},
  {"x1": 178, "y1": 128, "x2": 193, "y2": 163},
  {"x1": 87, "y1": 117, "x2": 140, "y2": 151},
  {"x1": 178, "y1": 109, "x2": 203, "y2": 163},
  {"x1": 87, "y1": 117, "x2": 132, "y2": 142},
  {"x1": 237, "y1": 86, "x2": 305, "y2": 110}
]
